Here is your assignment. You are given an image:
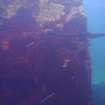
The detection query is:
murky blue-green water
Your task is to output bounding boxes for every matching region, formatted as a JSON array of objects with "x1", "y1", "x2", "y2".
[{"x1": 84, "y1": 0, "x2": 105, "y2": 104}]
